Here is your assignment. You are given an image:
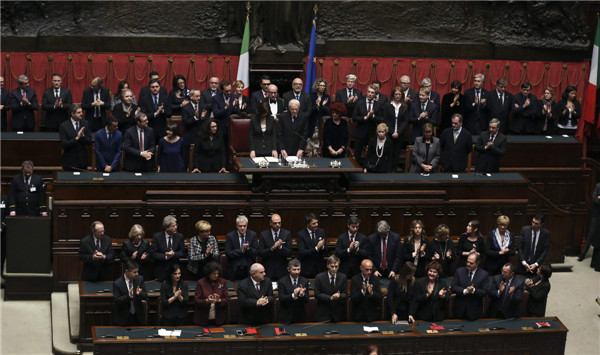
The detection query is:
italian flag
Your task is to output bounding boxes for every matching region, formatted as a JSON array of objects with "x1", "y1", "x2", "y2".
[
  {"x1": 576, "y1": 17, "x2": 600, "y2": 141},
  {"x1": 236, "y1": 15, "x2": 250, "y2": 98}
]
